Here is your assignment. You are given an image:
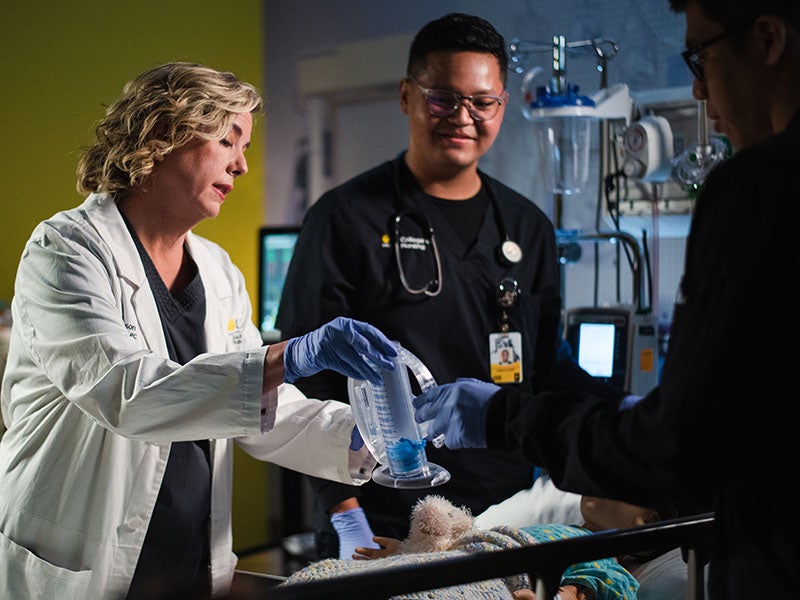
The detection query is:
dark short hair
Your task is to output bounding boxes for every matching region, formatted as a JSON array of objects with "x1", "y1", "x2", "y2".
[
  {"x1": 669, "y1": 0, "x2": 800, "y2": 31},
  {"x1": 407, "y1": 13, "x2": 508, "y2": 85}
]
